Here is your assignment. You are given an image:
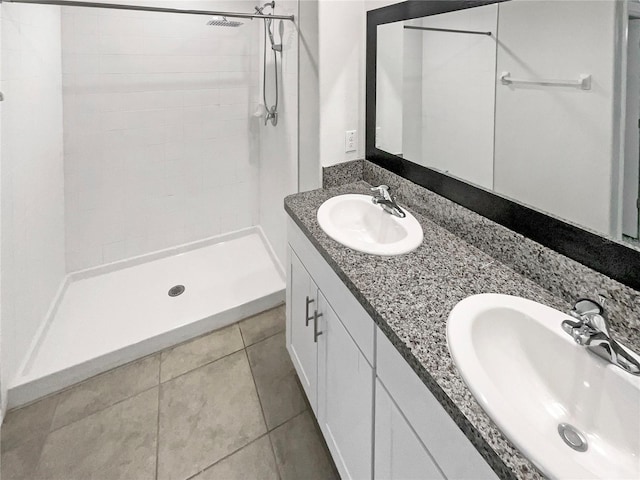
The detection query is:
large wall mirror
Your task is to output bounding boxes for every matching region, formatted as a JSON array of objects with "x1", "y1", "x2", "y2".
[{"x1": 366, "y1": 0, "x2": 640, "y2": 290}]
